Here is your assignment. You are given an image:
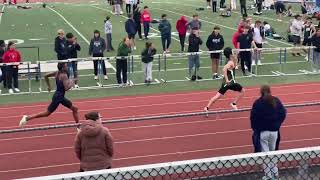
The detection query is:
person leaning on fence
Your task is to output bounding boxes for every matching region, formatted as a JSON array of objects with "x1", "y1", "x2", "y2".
[
  {"x1": 75, "y1": 111, "x2": 114, "y2": 172},
  {"x1": 89, "y1": 30, "x2": 108, "y2": 80},
  {"x1": 250, "y1": 85, "x2": 286, "y2": 180},
  {"x1": 2, "y1": 41, "x2": 21, "y2": 94},
  {"x1": 176, "y1": 16, "x2": 188, "y2": 52},
  {"x1": 116, "y1": 37, "x2": 132, "y2": 87},
  {"x1": 0, "y1": 40, "x2": 6, "y2": 89},
  {"x1": 54, "y1": 29, "x2": 67, "y2": 60},
  {"x1": 158, "y1": 14, "x2": 172, "y2": 53},
  {"x1": 206, "y1": 26, "x2": 224, "y2": 79},
  {"x1": 141, "y1": 42, "x2": 156, "y2": 84},
  {"x1": 104, "y1": 16, "x2": 115, "y2": 52},
  {"x1": 311, "y1": 28, "x2": 320, "y2": 71},
  {"x1": 65, "y1": 33, "x2": 81, "y2": 88},
  {"x1": 188, "y1": 29, "x2": 203, "y2": 81}
]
